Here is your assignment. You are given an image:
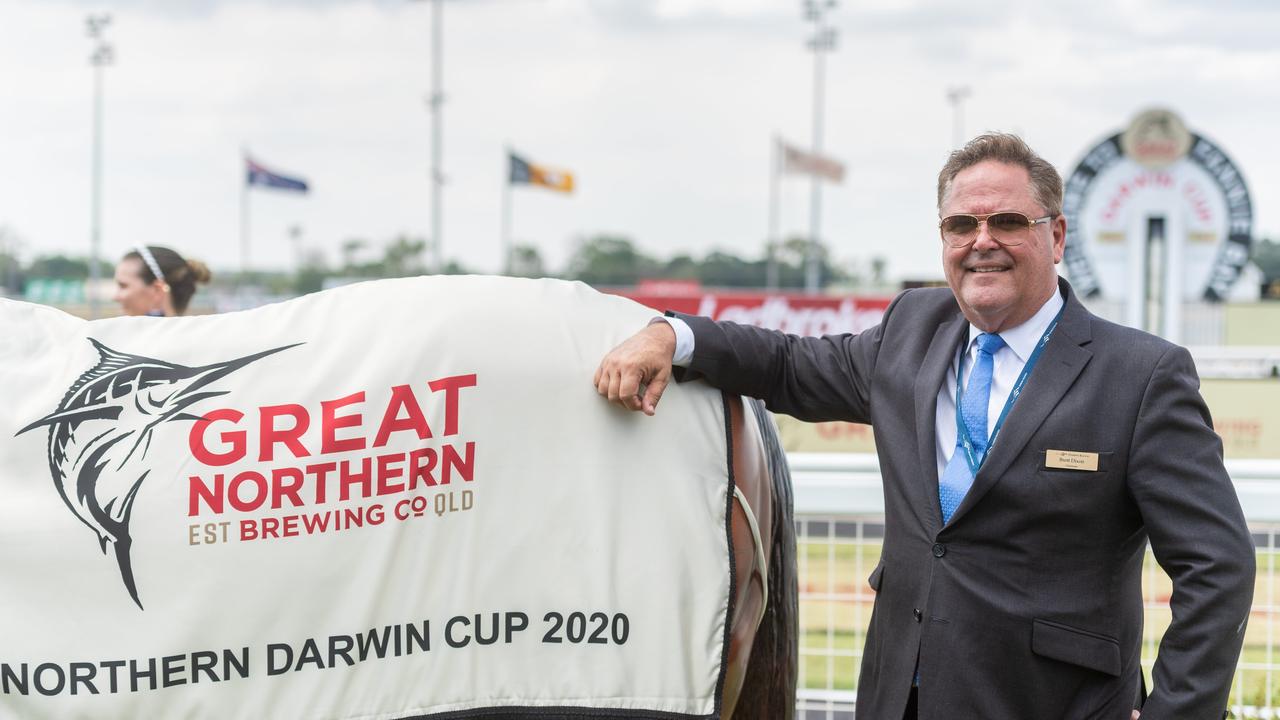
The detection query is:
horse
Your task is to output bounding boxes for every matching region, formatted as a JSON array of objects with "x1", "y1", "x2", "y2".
[
  {"x1": 0, "y1": 276, "x2": 798, "y2": 719},
  {"x1": 720, "y1": 393, "x2": 798, "y2": 719}
]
